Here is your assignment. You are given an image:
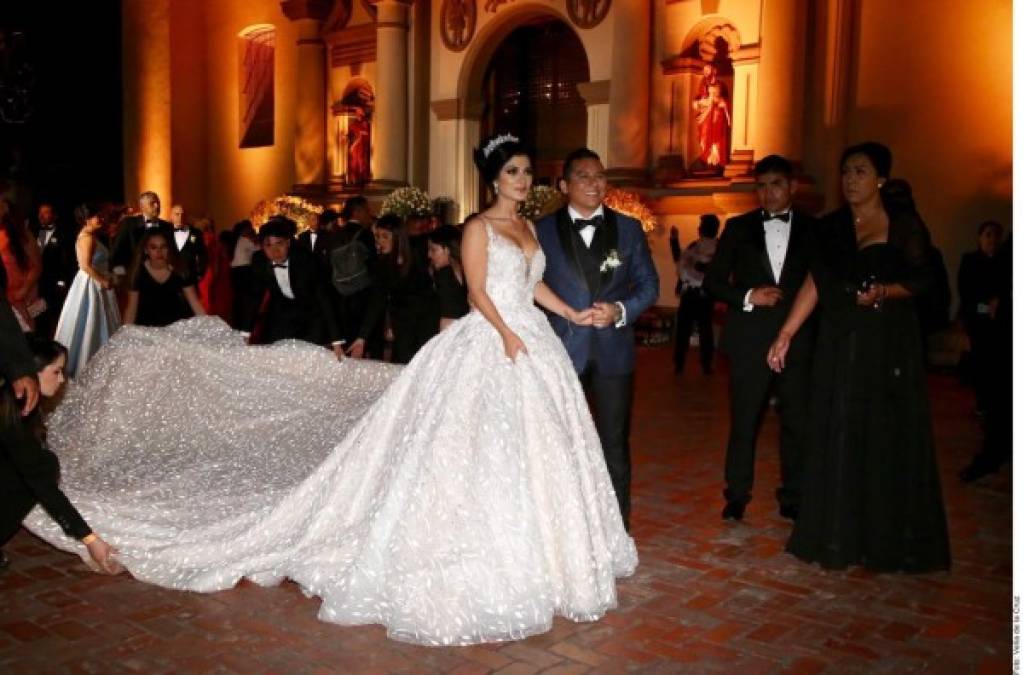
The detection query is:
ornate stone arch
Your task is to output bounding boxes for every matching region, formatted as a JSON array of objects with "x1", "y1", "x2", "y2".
[
  {"x1": 680, "y1": 16, "x2": 741, "y2": 65},
  {"x1": 455, "y1": 3, "x2": 592, "y2": 117}
]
